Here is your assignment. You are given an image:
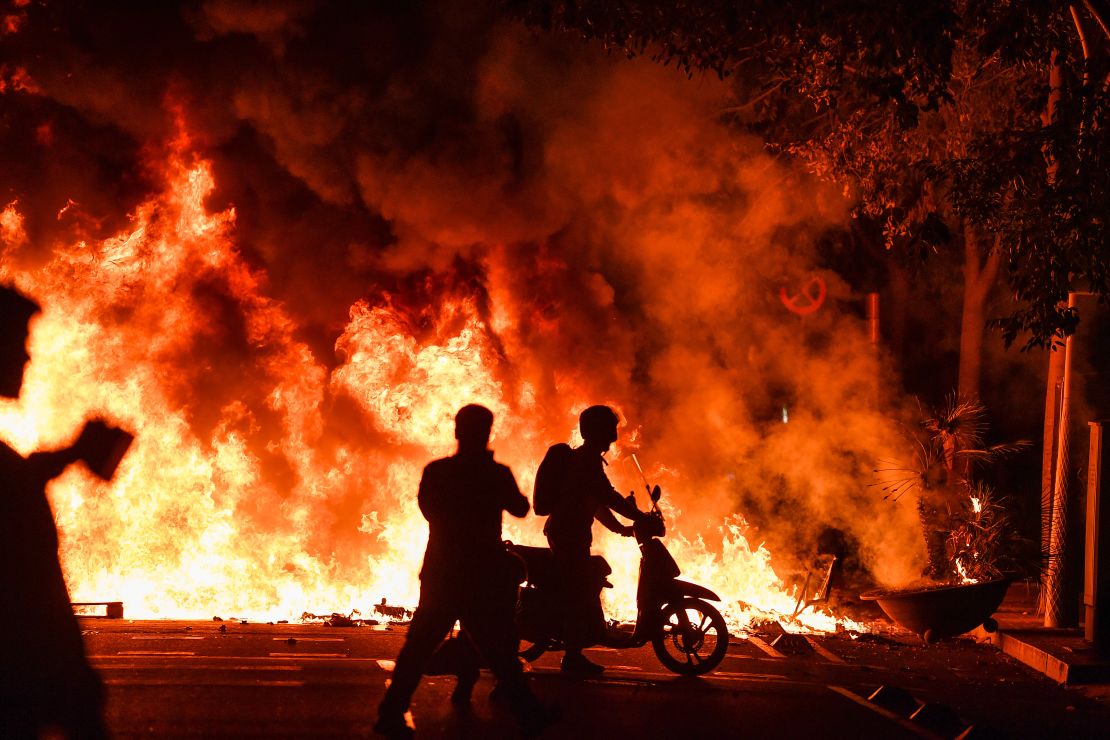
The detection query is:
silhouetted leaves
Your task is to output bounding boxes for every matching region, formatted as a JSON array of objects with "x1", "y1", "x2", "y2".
[{"x1": 506, "y1": 0, "x2": 1110, "y2": 348}]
